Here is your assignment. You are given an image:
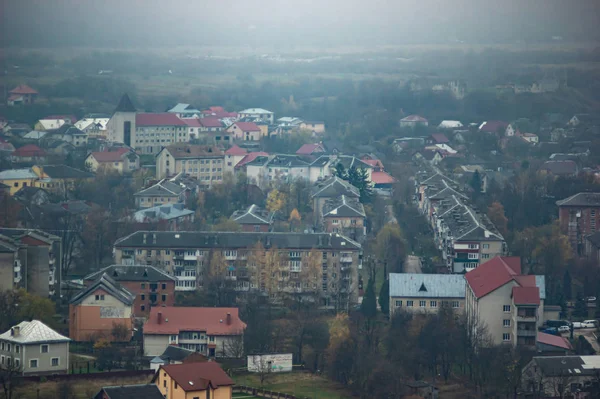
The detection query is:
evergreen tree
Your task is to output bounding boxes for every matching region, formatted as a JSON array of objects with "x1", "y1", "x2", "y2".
[
  {"x1": 469, "y1": 170, "x2": 482, "y2": 201},
  {"x1": 334, "y1": 163, "x2": 348, "y2": 180},
  {"x1": 379, "y1": 278, "x2": 390, "y2": 317},
  {"x1": 361, "y1": 278, "x2": 377, "y2": 318}
]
